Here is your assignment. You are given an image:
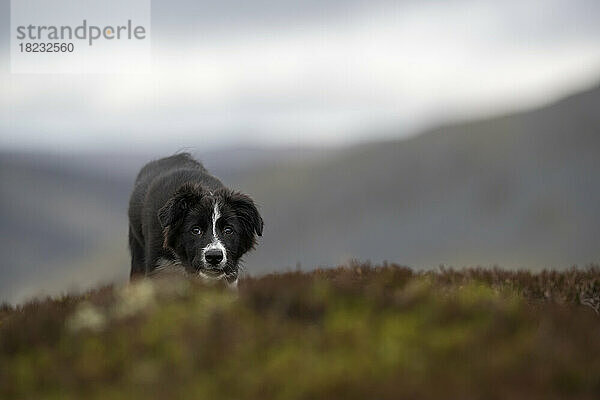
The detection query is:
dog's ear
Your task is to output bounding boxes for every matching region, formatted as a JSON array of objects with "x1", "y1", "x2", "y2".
[
  {"x1": 158, "y1": 183, "x2": 202, "y2": 228},
  {"x1": 158, "y1": 183, "x2": 203, "y2": 249},
  {"x1": 225, "y1": 191, "x2": 263, "y2": 253}
]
